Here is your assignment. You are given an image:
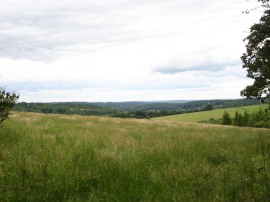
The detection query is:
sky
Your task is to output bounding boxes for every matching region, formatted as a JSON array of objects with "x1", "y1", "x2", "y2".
[{"x1": 0, "y1": 0, "x2": 265, "y2": 102}]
